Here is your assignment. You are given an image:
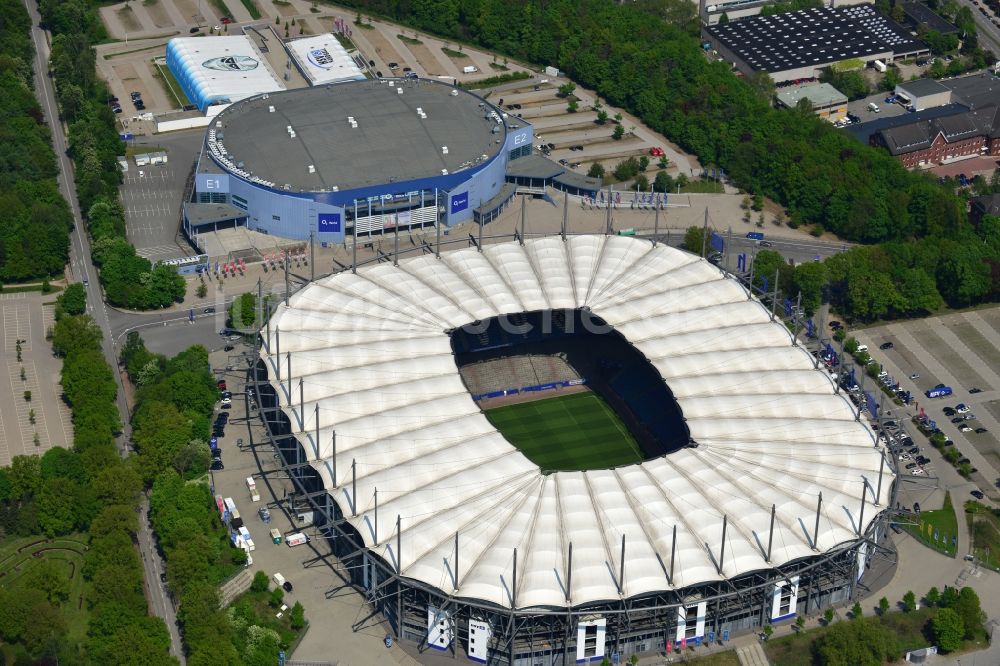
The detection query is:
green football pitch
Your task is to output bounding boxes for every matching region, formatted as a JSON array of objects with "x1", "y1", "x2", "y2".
[{"x1": 484, "y1": 392, "x2": 643, "y2": 472}]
